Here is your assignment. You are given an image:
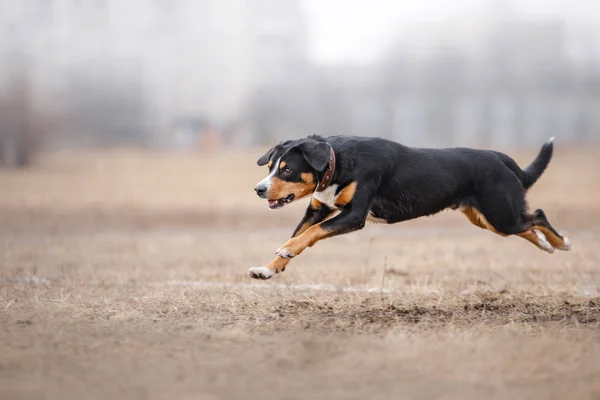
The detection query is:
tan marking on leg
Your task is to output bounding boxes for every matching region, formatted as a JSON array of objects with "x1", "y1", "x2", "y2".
[
  {"x1": 295, "y1": 200, "x2": 331, "y2": 237},
  {"x1": 251, "y1": 196, "x2": 332, "y2": 279},
  {"x1": 334, "y1": 182, "x2": 357, "y2": 207},
  {"x1": 253, "y1": 204, "x2": 330, "y2": 279},
  {"x1": 266, "y1": 256, "x2": 291, "y2": 273},
  {"x1": 529, "y1": 209, "x2": 572, "y2": 251},
  {"x1": 460, "y1": 206, "x2": 506, "y2": 236},
  {"x1": 459, "y1": 207, "x2": 560, "y2": 253},
  {"x1": 279, "y1": 161, "x2": 286, "y2": 169},
  {"x1": 299, "y1": 224, "x2": 330, "y2": 247},
  {"x1": 517, "y1": 229, "x2": 554, "y2": 253},
  {"x1": 255, "y1": 197, "x2": 334, "y2": 279},
  {"x1": 276, "y1": 225, "x2": 330, "y2": 258},
  {"x1": 532, "y1": 225, "x2": 566, "y2": 249},
  {"x1": 294, "y1": 222, "x2": 312, "y2": 237},
  {"x1": 249, "y1": 256, "x2": 291, "y2": 279}
]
